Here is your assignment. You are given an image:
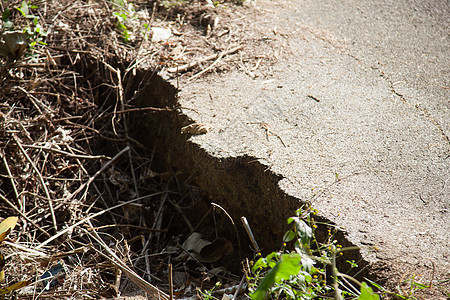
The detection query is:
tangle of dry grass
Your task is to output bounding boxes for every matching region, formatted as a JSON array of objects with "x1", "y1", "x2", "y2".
[{"x1": 0, "y1": 0, "x2": 252, "y2": 298}]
